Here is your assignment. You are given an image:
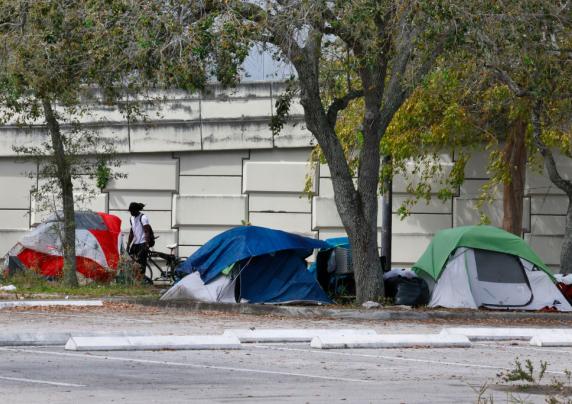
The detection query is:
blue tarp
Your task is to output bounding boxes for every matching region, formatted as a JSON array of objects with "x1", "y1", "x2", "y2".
[{"x1": 177, "y1": 226, "x2": 331, "y2": 304}]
